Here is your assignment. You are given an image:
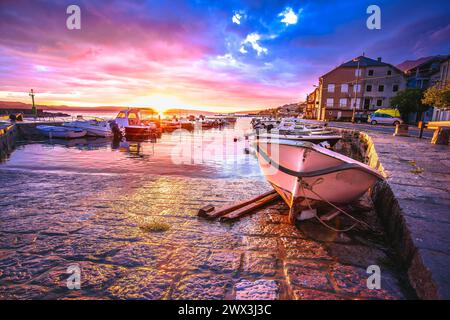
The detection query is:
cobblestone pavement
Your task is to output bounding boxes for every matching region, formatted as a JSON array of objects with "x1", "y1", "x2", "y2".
[{"x1": 0, "y1": 123, "x2": 413, "y2": 300}]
